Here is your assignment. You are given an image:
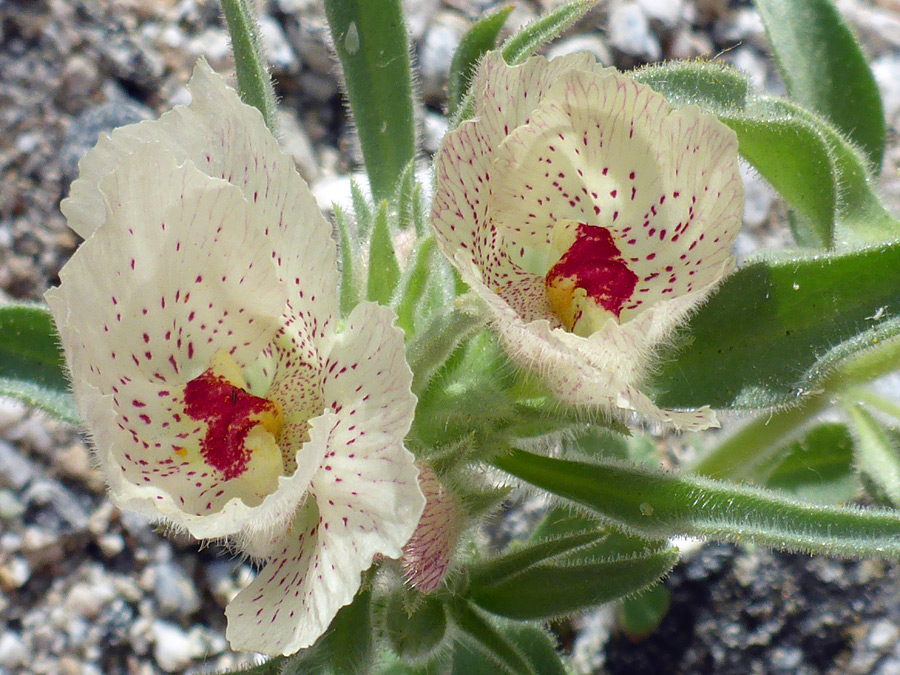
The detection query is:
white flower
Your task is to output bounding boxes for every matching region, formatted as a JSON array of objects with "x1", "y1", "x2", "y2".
[
  {"x1": 47, "y1": 61, "x2": 425, "y2": 655},
  {"x1": 431, "y1": 53, "x2": 743, "y2": 431}
]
